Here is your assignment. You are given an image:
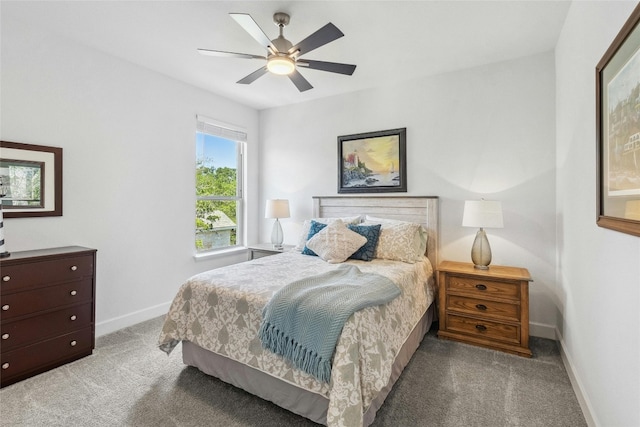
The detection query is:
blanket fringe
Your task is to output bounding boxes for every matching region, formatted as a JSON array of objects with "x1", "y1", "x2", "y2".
[{"x1": 258, "y1": 322, "x2": 332, "y2": 383}]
